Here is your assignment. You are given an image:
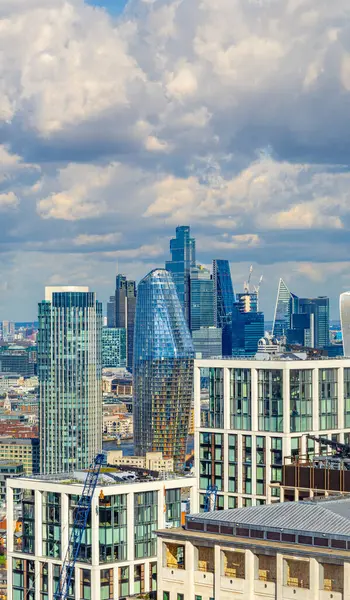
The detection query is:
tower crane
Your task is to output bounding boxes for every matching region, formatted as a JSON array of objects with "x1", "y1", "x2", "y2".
[
  {"x1": 306, "y1": 434, "x2": 350, "y2": 459},
  {"x1": 244, "y1": 265, "x2": 253, "y2": 294},
  {"x1": 54, "y1": 453, "x2": 104, "y2": 600}
]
